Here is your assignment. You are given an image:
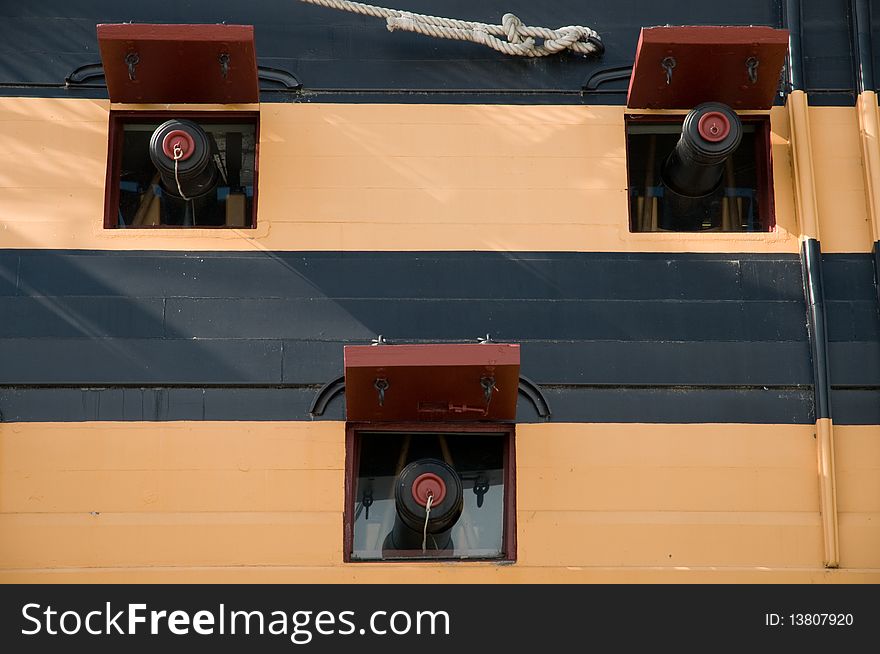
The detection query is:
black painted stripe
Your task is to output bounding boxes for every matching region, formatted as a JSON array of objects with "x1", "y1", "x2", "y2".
[
  {"x1": 0, "y1": 87, "x2": 859, "y2": 106},
  {"x1": 0, "y1": 339, "x2": 815, "y2": 388},
  {"x1": 828, "y1": 342, "x2": 880, "y2": 387},
  {"x1": 0, "y1": 1, "x2": 772, "y2": 93},
  {"x1": 156, "y1": 297, "x2": 808, "y2": 342},
  {"x1": 822, "y1": 253, "x2": 880, "y2": 302},
  {"x1": 7, "y1": 386, "x2": 878, "y2": 425},
  {"x1": 874, "y1": 241, "x2": 880, "y2": 309},
  {"x1": 831, "y1": 389, "x2": 880, "y2": 425},
  {"x1": 0, "y1": 248, "x2": 876, "y2": 424},
  {"x1": 0, "y1": 386, "x2": 815, "y2": 425},
  {"x1": 2, "y1": 251, "x2": 806, "y2": 301},
  {"x1": 0, "y1": 0, "x2": 859, "y2": 105},
  {"x1": 823, "y1": 252, "x2": 880, "y2": 389}
]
